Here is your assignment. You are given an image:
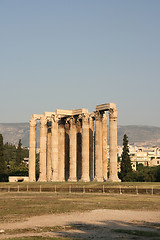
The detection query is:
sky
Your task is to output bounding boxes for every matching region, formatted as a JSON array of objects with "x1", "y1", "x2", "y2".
[{"x1": 0, "y1": 0, "x2": 160, "y2": 126}]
